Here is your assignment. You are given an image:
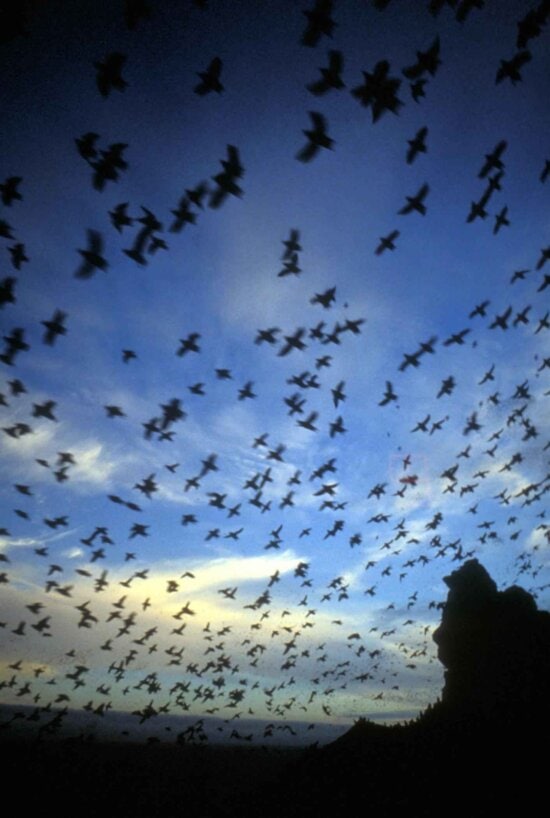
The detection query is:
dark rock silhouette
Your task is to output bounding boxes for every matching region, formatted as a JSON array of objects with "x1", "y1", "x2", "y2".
[
  {"x1": 263, "y1": 559, "x2": 550, "y2": 817},
  {"x1": 433, "y1": 559, "x2": 550, "y2": 719}
]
